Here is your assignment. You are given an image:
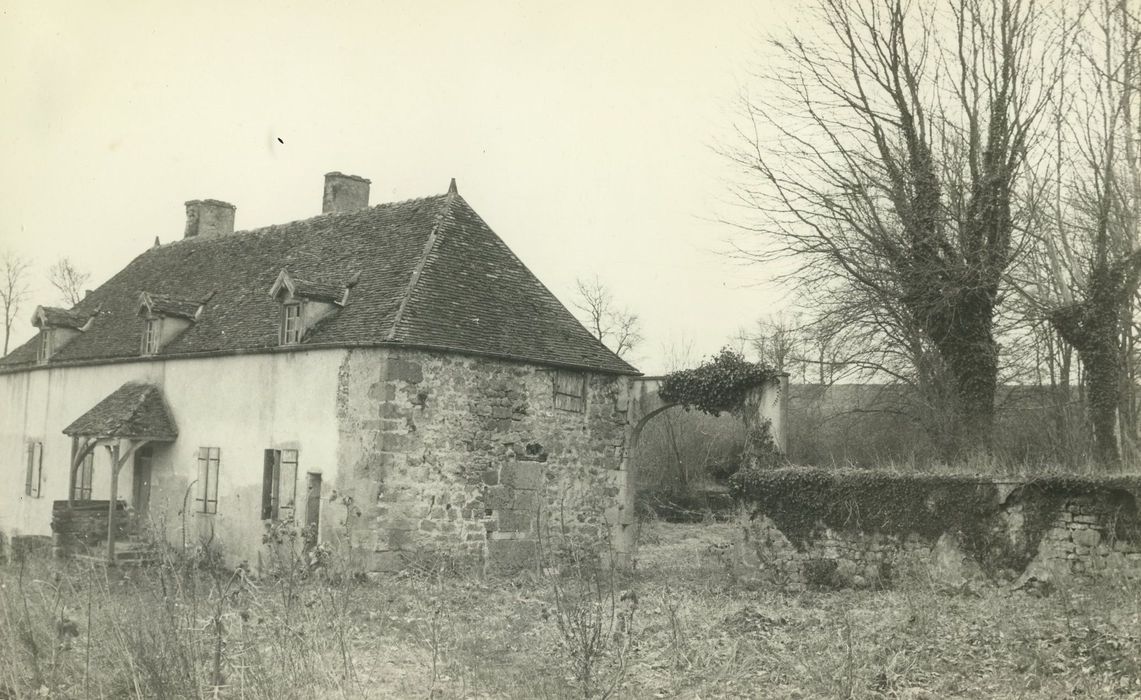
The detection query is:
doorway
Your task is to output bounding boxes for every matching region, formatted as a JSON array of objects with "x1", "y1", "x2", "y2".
[
  {"x1": 305, "y1": 472, "x2": 322, "y2": 549},
  {"x1": 132, "y1": 445, "x2": 153, "y2": 515}
]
